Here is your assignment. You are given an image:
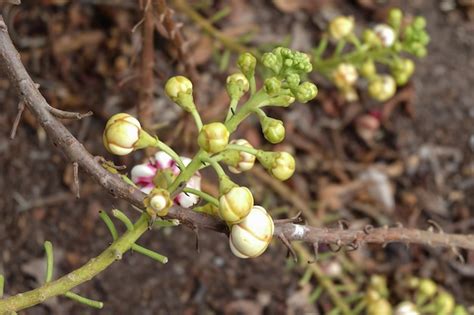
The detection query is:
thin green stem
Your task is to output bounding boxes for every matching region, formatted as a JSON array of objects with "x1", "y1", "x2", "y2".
[
  {"x1": 190, "y1": 108, "x2": 203, "y2": 131},
  {"x1": 313, "y1": 35, "x2": 328, "y2": 60},
  {"x1": 152, "y1": 219, "x2": 180, "y2": 229},
  {"x1": 0, "y1": 275, "x2": 4, "y2": 298},
  {"x1": 131, "y1": 244, "x2": 168, "y2": 264},
  {"x1": 249, "y1": 76, "x2": 256, "y2": 96},
  {"x1": 183, "y1": 187, "x2": 219, "y2": 206},
  {"x1": 112, "y1": 209, "x2": 134, "y2": 231},
  {"x1": 0, "y1": 215, "x2": 150, "y2": 312},
  {"x1": 225, "y1": 89, "x2": 269, "y2": 133},
  {"x1": 64, "y1": 291, "x2": 103, "y2": 309},
  {"x1": 225, "y1": 98, "x2": 239, "y2": 122},
  {"x1": 168, "y1": 149, "x2": 206, "y2": 193},
  {"x1": 155, "y1": 139, "x2": 185, "y2": 170},
  {"x1": 99, "y1": 211, "x2": 118, "y2": 241},
  {"x1": 43, "y1": 241, "x2": 54, "y2": 283},
  {"x1": 225, "y1": 144, "x2": 259, "y2": 156},
  {"x1": 254, "y1": 107, "x2": 266, "y2": 121},
  {"x1": 333, "y1": 39, "x2": 346, "y2": 56},
  {"x1": 201, "y1": 156, "x2": 227, "y2": 179}
]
